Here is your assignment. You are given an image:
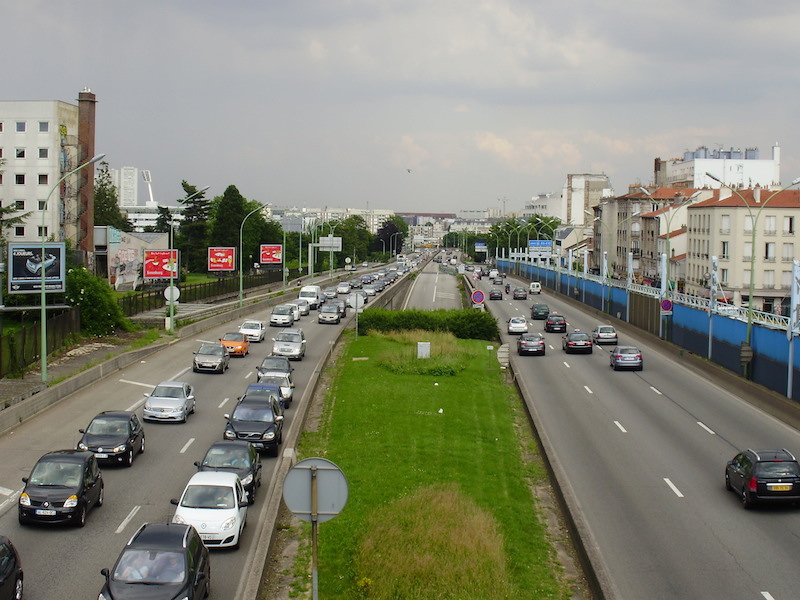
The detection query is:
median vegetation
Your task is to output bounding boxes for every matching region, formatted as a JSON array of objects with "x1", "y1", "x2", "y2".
[{"x1": 295, "y1": 329, "x2": 573, "y2": 599}]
